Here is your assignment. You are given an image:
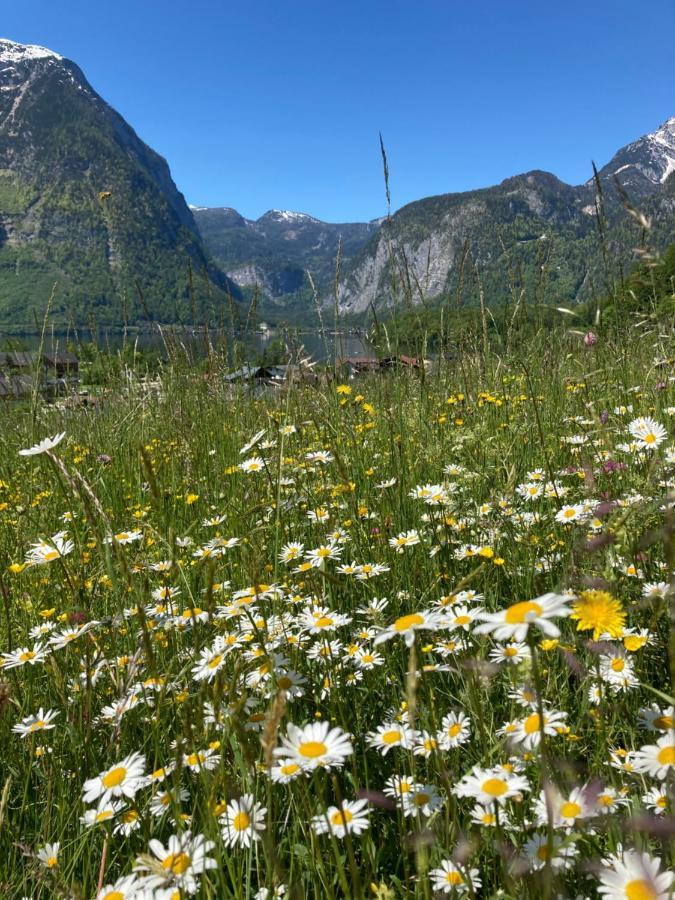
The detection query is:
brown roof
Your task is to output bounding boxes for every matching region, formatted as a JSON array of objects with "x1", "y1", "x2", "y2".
[
  {"x1": 7, "y1": 351, "x2": 35, "y2": 368},
  {"x1": 42, "y1": 351, "x2": 79, "y2": 365},
  {"x1": 338, "y1": 357, "x2": 379, "y2": 367}
]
